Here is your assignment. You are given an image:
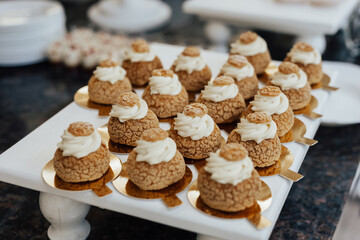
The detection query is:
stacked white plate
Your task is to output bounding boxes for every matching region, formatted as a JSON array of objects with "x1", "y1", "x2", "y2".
[{"x1": 0, "y1": 0, "x2": 66, "y2": 66}]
